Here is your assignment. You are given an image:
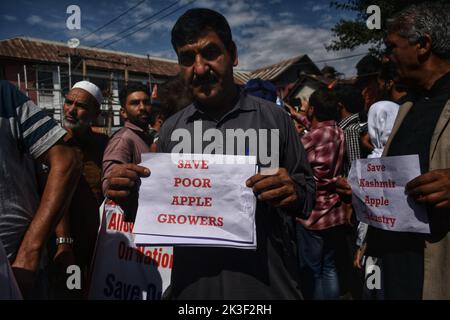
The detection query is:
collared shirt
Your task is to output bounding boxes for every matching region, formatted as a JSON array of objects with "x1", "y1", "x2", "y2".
[
  {"x1": 395, "y1": 93, "x2": 414, "y2": 106},
  {"x1": 299, "y1": 120, "x2": 346, "y2": 230},
  {"x1": 102, "y1": 121, "x2": 152, "y2": 193},
  {"x1": 338, "y1": 113, "x2": 362, "y2": 176},
  {"x1": 157, "y1": 91, "x2": 315, "y2": 299},
  {"x1": 388, "y1": 71, "x2": 450, "y2": 173},
  {"x1": 102, "y1": 121, "x2": 153, "y2": 221}
]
